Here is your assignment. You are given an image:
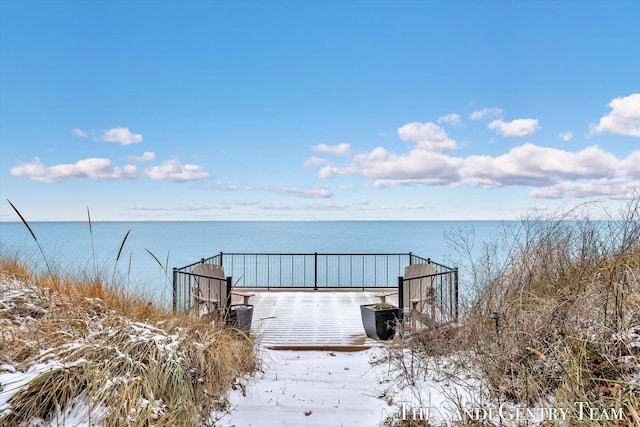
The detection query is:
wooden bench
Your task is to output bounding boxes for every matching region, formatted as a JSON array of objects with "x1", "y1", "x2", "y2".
[
  {"x1": 374, "y1": 291, "x2": 398, "y2": 304},
  {"x1": 232, "y1": 290, "x2": 255, "y2": 305},
  {"x1": 192, "y1": 263, "x2": 255, "y2": 309},
  {"x1": 403, "y1": 263, "x2": 437, "y2": 329},
  {"x1": 192, "y1": 289, "x2": 256, "y2": 317}
]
